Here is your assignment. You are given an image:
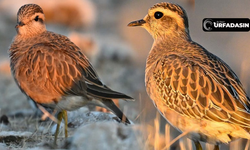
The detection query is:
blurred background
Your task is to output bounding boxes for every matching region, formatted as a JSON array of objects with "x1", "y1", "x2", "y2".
[{"x1": 0, "y1": 0, "x2": 249, "y2": 149}]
